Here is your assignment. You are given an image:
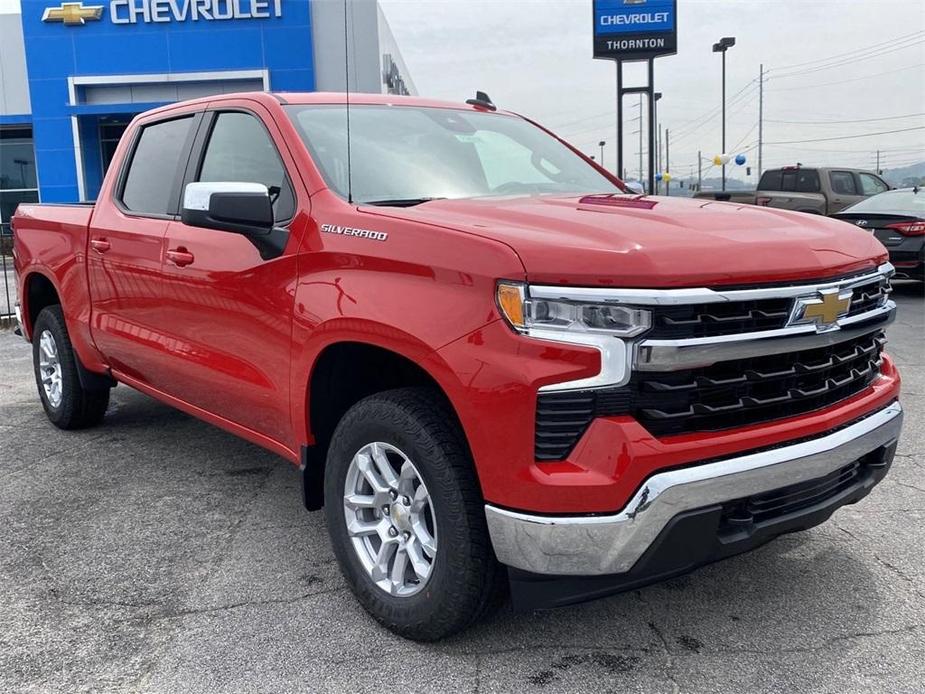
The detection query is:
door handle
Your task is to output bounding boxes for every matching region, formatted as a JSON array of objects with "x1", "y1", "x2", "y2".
[
  {"x1": 90, "y1": 238, "x2": 111, "y2": 253},
  {"x1": 166, "y1": 248, "x2": 195, "y2": 267}
]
